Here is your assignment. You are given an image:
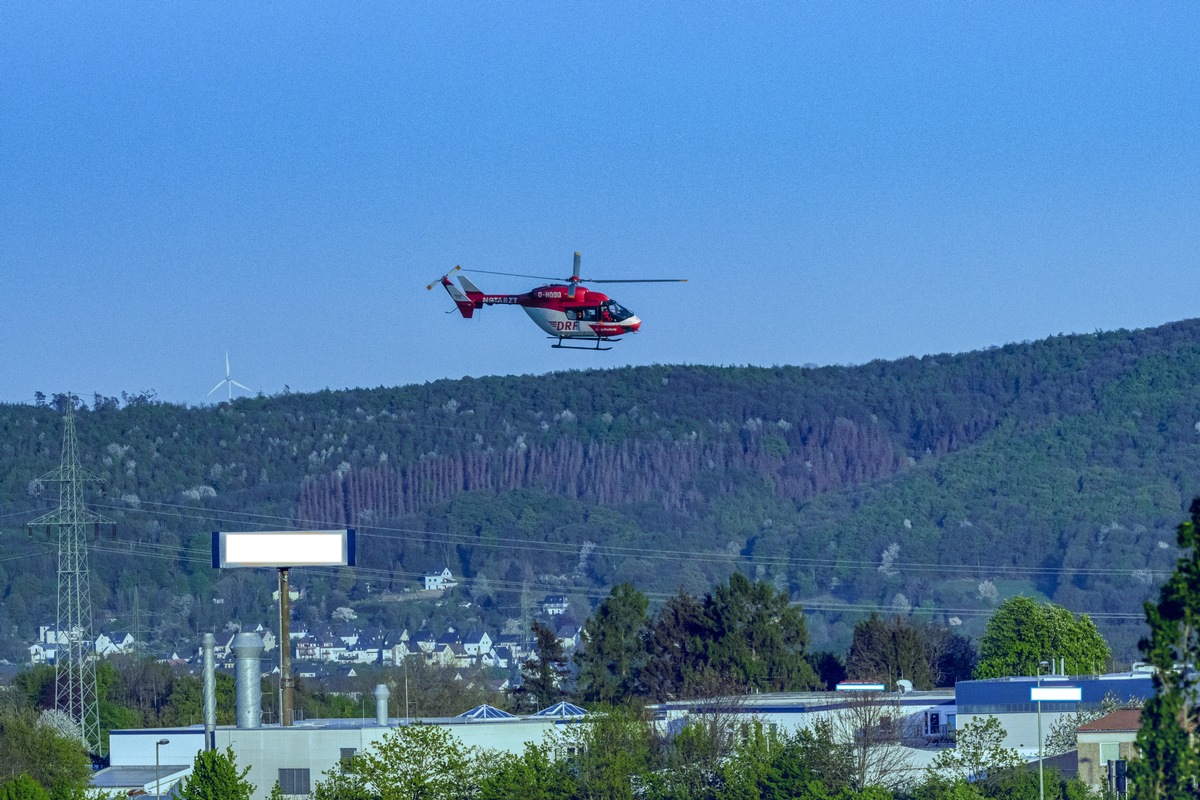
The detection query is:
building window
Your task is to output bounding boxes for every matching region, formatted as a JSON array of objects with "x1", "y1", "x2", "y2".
[
  {"x1": 279, "y1": 768, "x2": 311, "y2": 796},
  {"x1": 1100, "y1": 742, "x2": 1120, "y2": 765},
  {"x1": 340, "y1": 748, "x2": 357, "y2": 772}
]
